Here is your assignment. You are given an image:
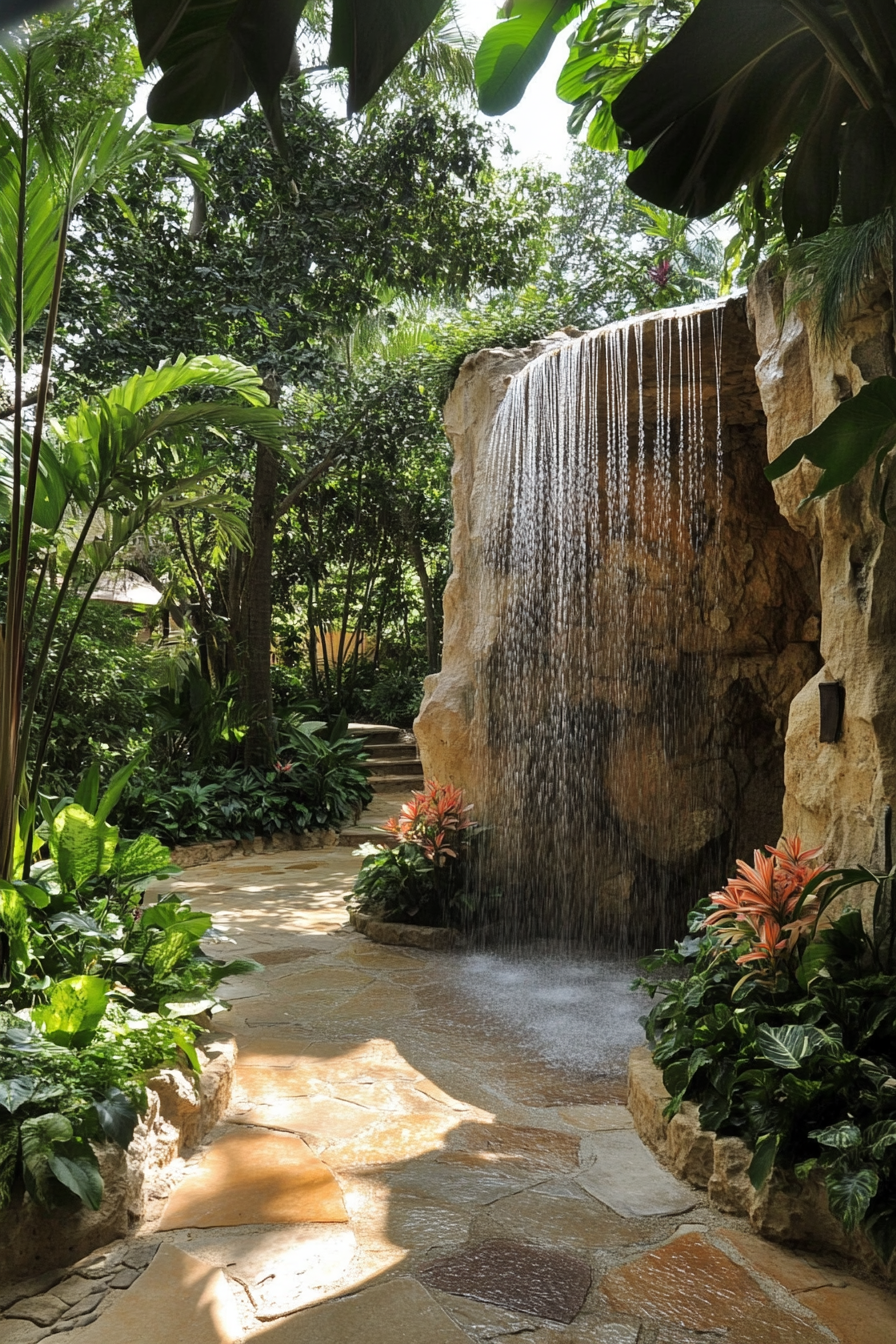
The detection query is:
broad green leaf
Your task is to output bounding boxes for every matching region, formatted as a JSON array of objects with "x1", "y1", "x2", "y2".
[
  {"x1": 13, "y1": 881, "x2": 50, "y2": 909},
  {"x1": 755, "y1": 1023, "x2": 820, "y2": 1070},
  {"x1": 864, "y1": 1120, "x2": 896, "y2": 1160},
  {"x1": 475, "y1": 1, "x2": 584, "y2": 116},
  {"x1": 47, "y1": 1142, "x2": 104, "y2": 1210},
  {"x1": 748, "y1": 1131, "x2": 780, "y2": 1190},
  {"x1": 139, "y1": 901, "x2": 212, "y2": 940},
  {"x1": 50, "y1": 805, "x2": 119, "y2": 890},
  {"x1": 0, "y1": 883, "x2": 31, "y2": 978},
  {"x1": 826, "y1": 1167, "x2": 878, "y2": 1232},
  {"x1": 30, "y1": 975, "x2": 109, "y2": 1047},
  {"x1": 0, "y1": 1076, "x2": 37, "y2": 1113},
  {"x1": 111, "y1": 834, "x2": 172, "y2": 884},
  {"x1": 330, "y1": 0, "x2": 444, "y2": 115},
  {"x1": 145, "y1": 928, "x2": 197, "y2": 978},
  {"x1": 93, "y1": 1088, "x2": 139, "y2": 1149},
  {"x1": 20, "y1": 1112, "x2": 72, "y2": 1208},
  {"x1": 0, "y1": 1118, "x2": 18, "y2": 1210},
  {"x1": 610, "y1": 0, "x2": 849, "y2": 226},
  {"x1": 160, "y1": 993, "x2": 219, "y2": 1017},
  {"x1": 766, "y1": 377, "x2": 896, "y2": 504},
  {"x1": 206, "y1": 958, "x2": 264, "y2": 986},
  {"x1": 809, "y1": 1121, "x2": 862, "y2": 1151},
  {"x1": 74, "y1": 762, "x2": 101, "y2": 815}
]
